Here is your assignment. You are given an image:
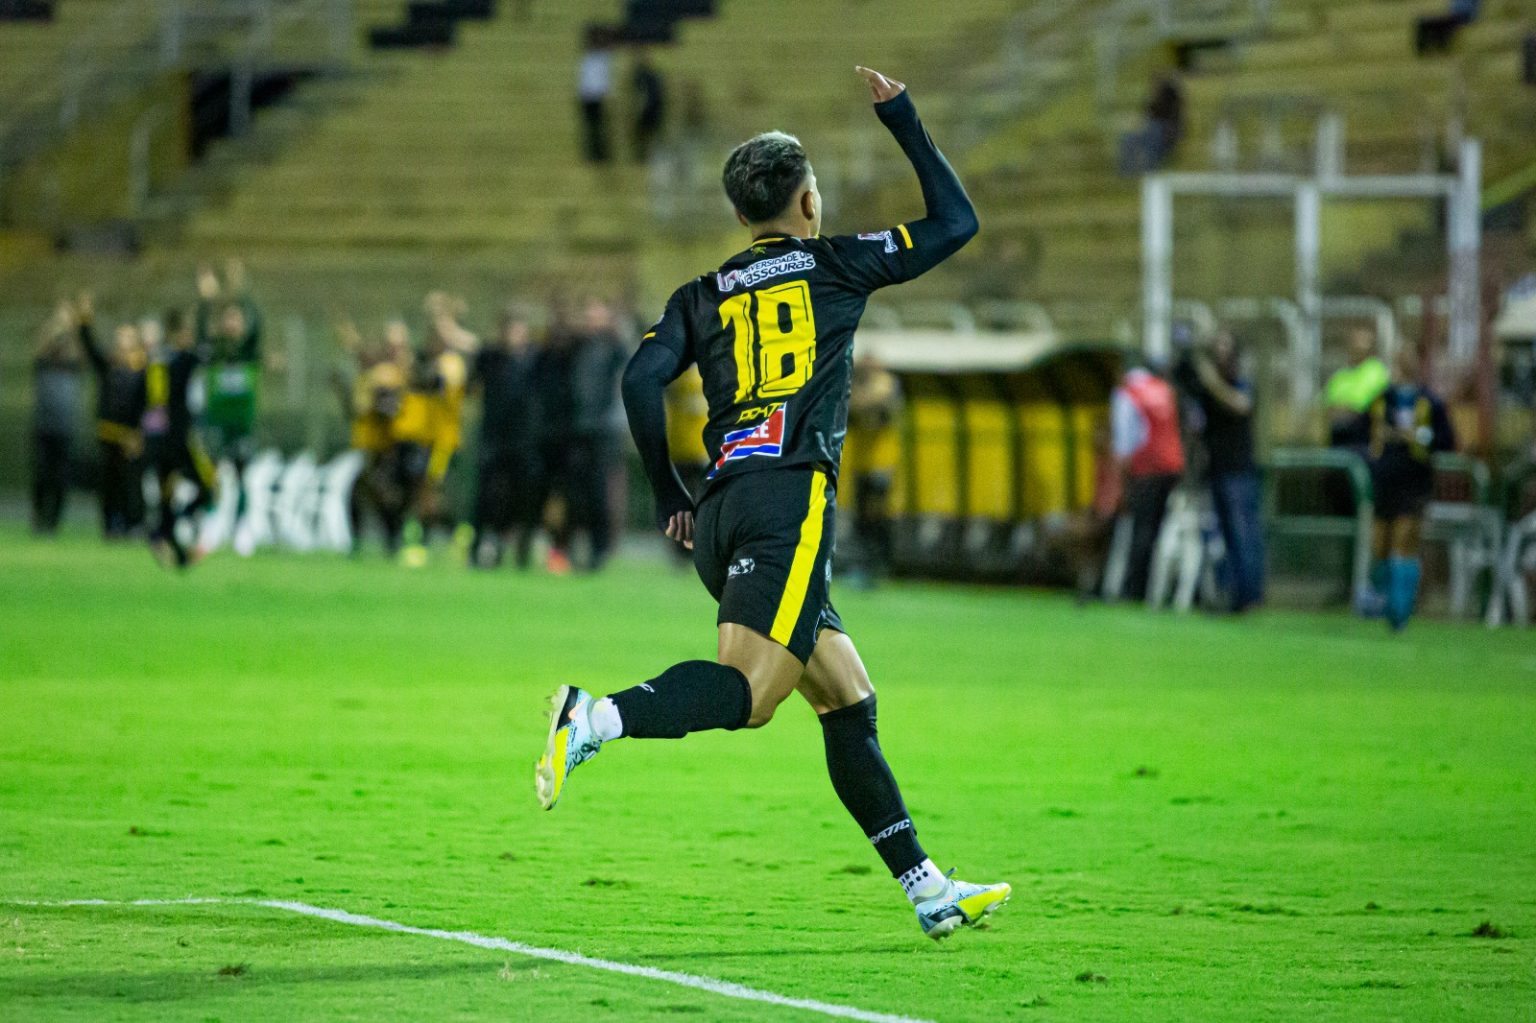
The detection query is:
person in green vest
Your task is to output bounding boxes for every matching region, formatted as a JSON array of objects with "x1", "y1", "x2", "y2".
[
  {"x1": 1324, "y1": 325, "x2": 1390, "y2": 447},
  {"x1": 195, "y1": 260, "x2": 263, "y2": 556}
]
